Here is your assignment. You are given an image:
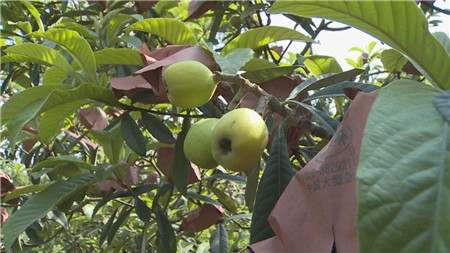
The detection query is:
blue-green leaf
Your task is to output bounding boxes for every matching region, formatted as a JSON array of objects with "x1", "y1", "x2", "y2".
[
  {"x1": 242, "y1": 65, "x2": 301, "y2": 84},
  {"x1": 134, "y1": 196, "x2": 152, "y2": 222},
  {"x1": 210, "y1": 223, "x2": 229, "y2": 253},
  {"x1": 303, "y1": 81, "x2": 380, "y2": 102},
  {"x1": 172, "y1": 117, "x2": 190, "y2": 195},
  {"x1": 154, "y1": 205, "x2": 177, "y2": 253},
  {"x1": 126, "y1": 18, "x2": 198, "y2": 46},
  {"x1": 141, "y1": 111, "x2": 175, "y2": 143},
  {"x1": 250, "y1": 127, "x2": 294, "y2": 244},
  {"x1": 204, "y1": 43, "x2": 253, "y2": 74},
  {"x1": 2, "y1": 174, "x2": 95, "y2": 250},
  {"x1": 357, "y1": 80, "x2": 449, "y2": 252},
  {"x1": 433, "y1": 90, "x2": 450, "y2": 122},
  {"x1": 287, "y1": 69, "x2": 364, "y2": 100}
]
